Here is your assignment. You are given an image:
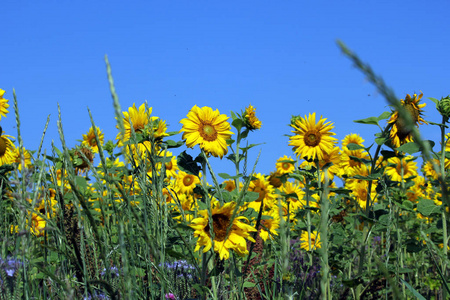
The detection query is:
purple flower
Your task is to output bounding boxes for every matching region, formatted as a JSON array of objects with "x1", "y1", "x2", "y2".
[
  {"x1": 165, "y1": 293, "x2": 177, "y2": 300},
  {"x1": 101, "y1": 266, "x2": 120, "y2": 279},
  {"x1": 0, "y1": 257, "x2": 23, "y2": 277}
]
